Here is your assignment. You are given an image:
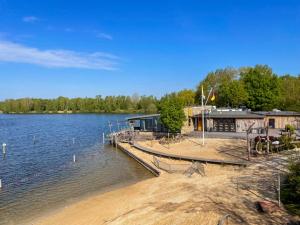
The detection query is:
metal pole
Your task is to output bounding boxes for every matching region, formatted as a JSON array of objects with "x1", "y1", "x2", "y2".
[
  {"x1": 266, "y1": 126, "x2": 269, "y2": 155},
  {"x1": 201, "y1": 85, "x2": 205, "y2": 146}
]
